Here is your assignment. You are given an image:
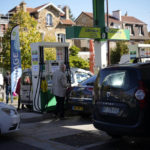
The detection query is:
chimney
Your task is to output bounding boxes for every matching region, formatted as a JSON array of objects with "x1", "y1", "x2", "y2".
[
  {"x1": 20, "y1": 1, "x2": 27, "y2": 12},
  {"x1": 64, "y1": 6, "x2": 69, "y2": 20},
  {"x1": 112, "y1": 10, "x2": 121, "y2": 21}
]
